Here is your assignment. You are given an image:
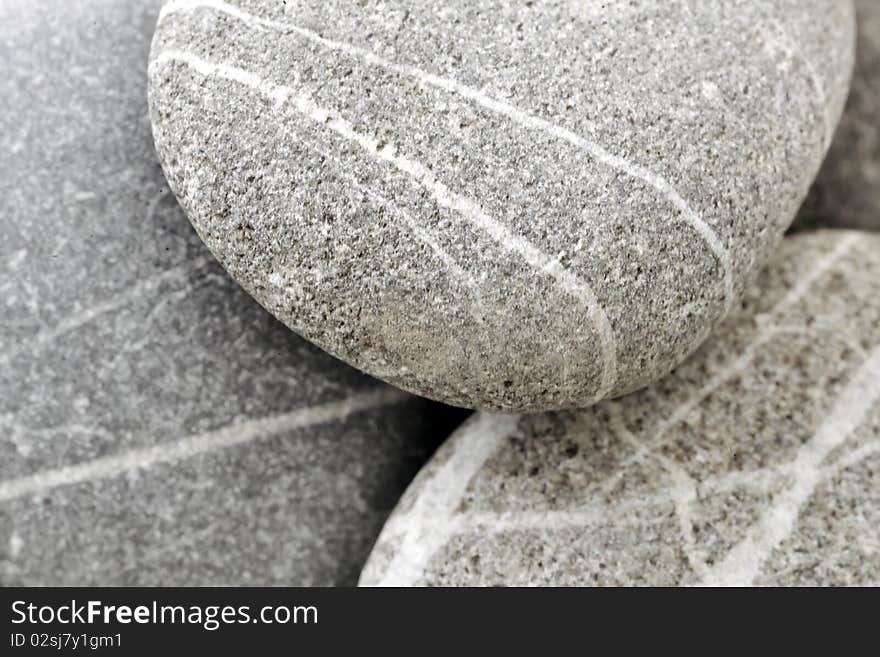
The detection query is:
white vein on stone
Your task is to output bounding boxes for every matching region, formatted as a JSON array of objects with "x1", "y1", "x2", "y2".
[
  {"x1": 359, "y1": 413, "x2": 519, "y2": 587},
  {"x1": 0, "y1": 388, "x2": 407, "y2": 503},
  {"x1": 703, "y1": 343, "x2": 880, "y2": 586},
  {"x1": 445, "y1": 481, "x2": 696, "y2": 543},
  {"x1": 150, "y1": 49, "x2": 619, "y2": 401},
  {"x1": 697, "y1": 463, "x2": 793, "y2": 498},
  {"x1": 608, "y1": 403, "x2": 710, "y2": 581},
  {"x1": 461, "y1": 509, "x2": 601, "y2": 533},
  {"x1": 826, "y1": 439, "x2": 880, "y2": 477},
  {"x1": 290, "y1": 131, "x2": 485, "y2": 308},
  {"x1": 158, "y1": 0, "x2": 733, "y2": 312},
  {"x1": 458, "y1": 487, "x2": 692, "y2": 536},
  {"x1": 712, "y1": 447, "x2": 876, "y2": 497},
  {"x1": 773, "y1": 233, "x2": 861, "y2": 315}
]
